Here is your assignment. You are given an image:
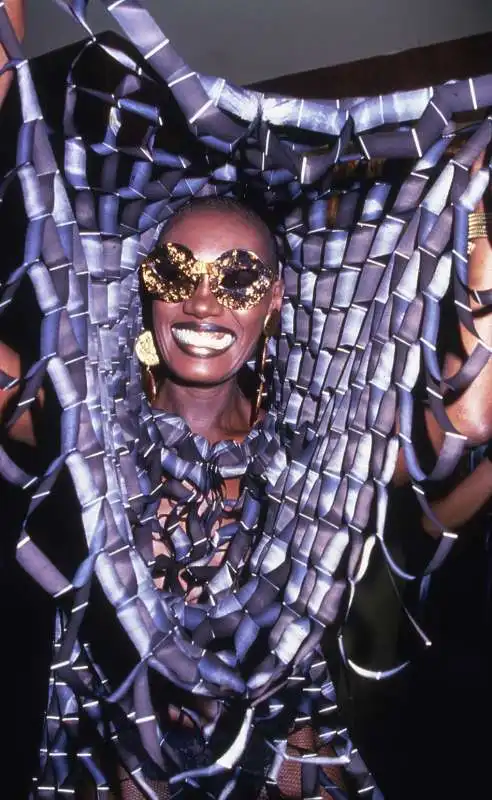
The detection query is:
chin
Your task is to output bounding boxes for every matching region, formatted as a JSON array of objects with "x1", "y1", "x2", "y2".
[{"x1": 165, "y1": 351, "x2": 240, "y2": 387}]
